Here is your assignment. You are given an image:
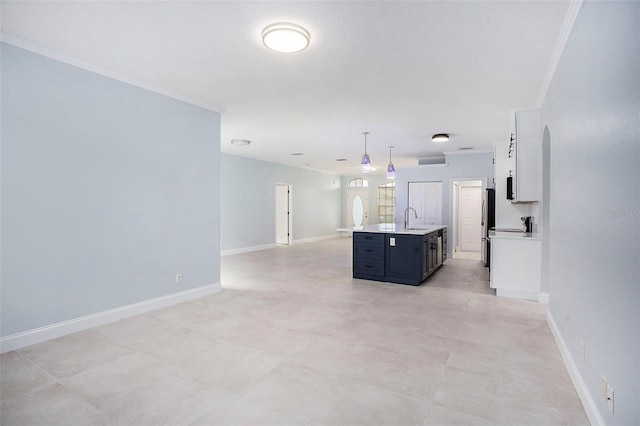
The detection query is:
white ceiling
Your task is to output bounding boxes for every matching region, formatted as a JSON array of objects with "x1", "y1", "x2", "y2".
[{"x1": 1, "y1": 1, "x2": 572, "y2": 175}]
